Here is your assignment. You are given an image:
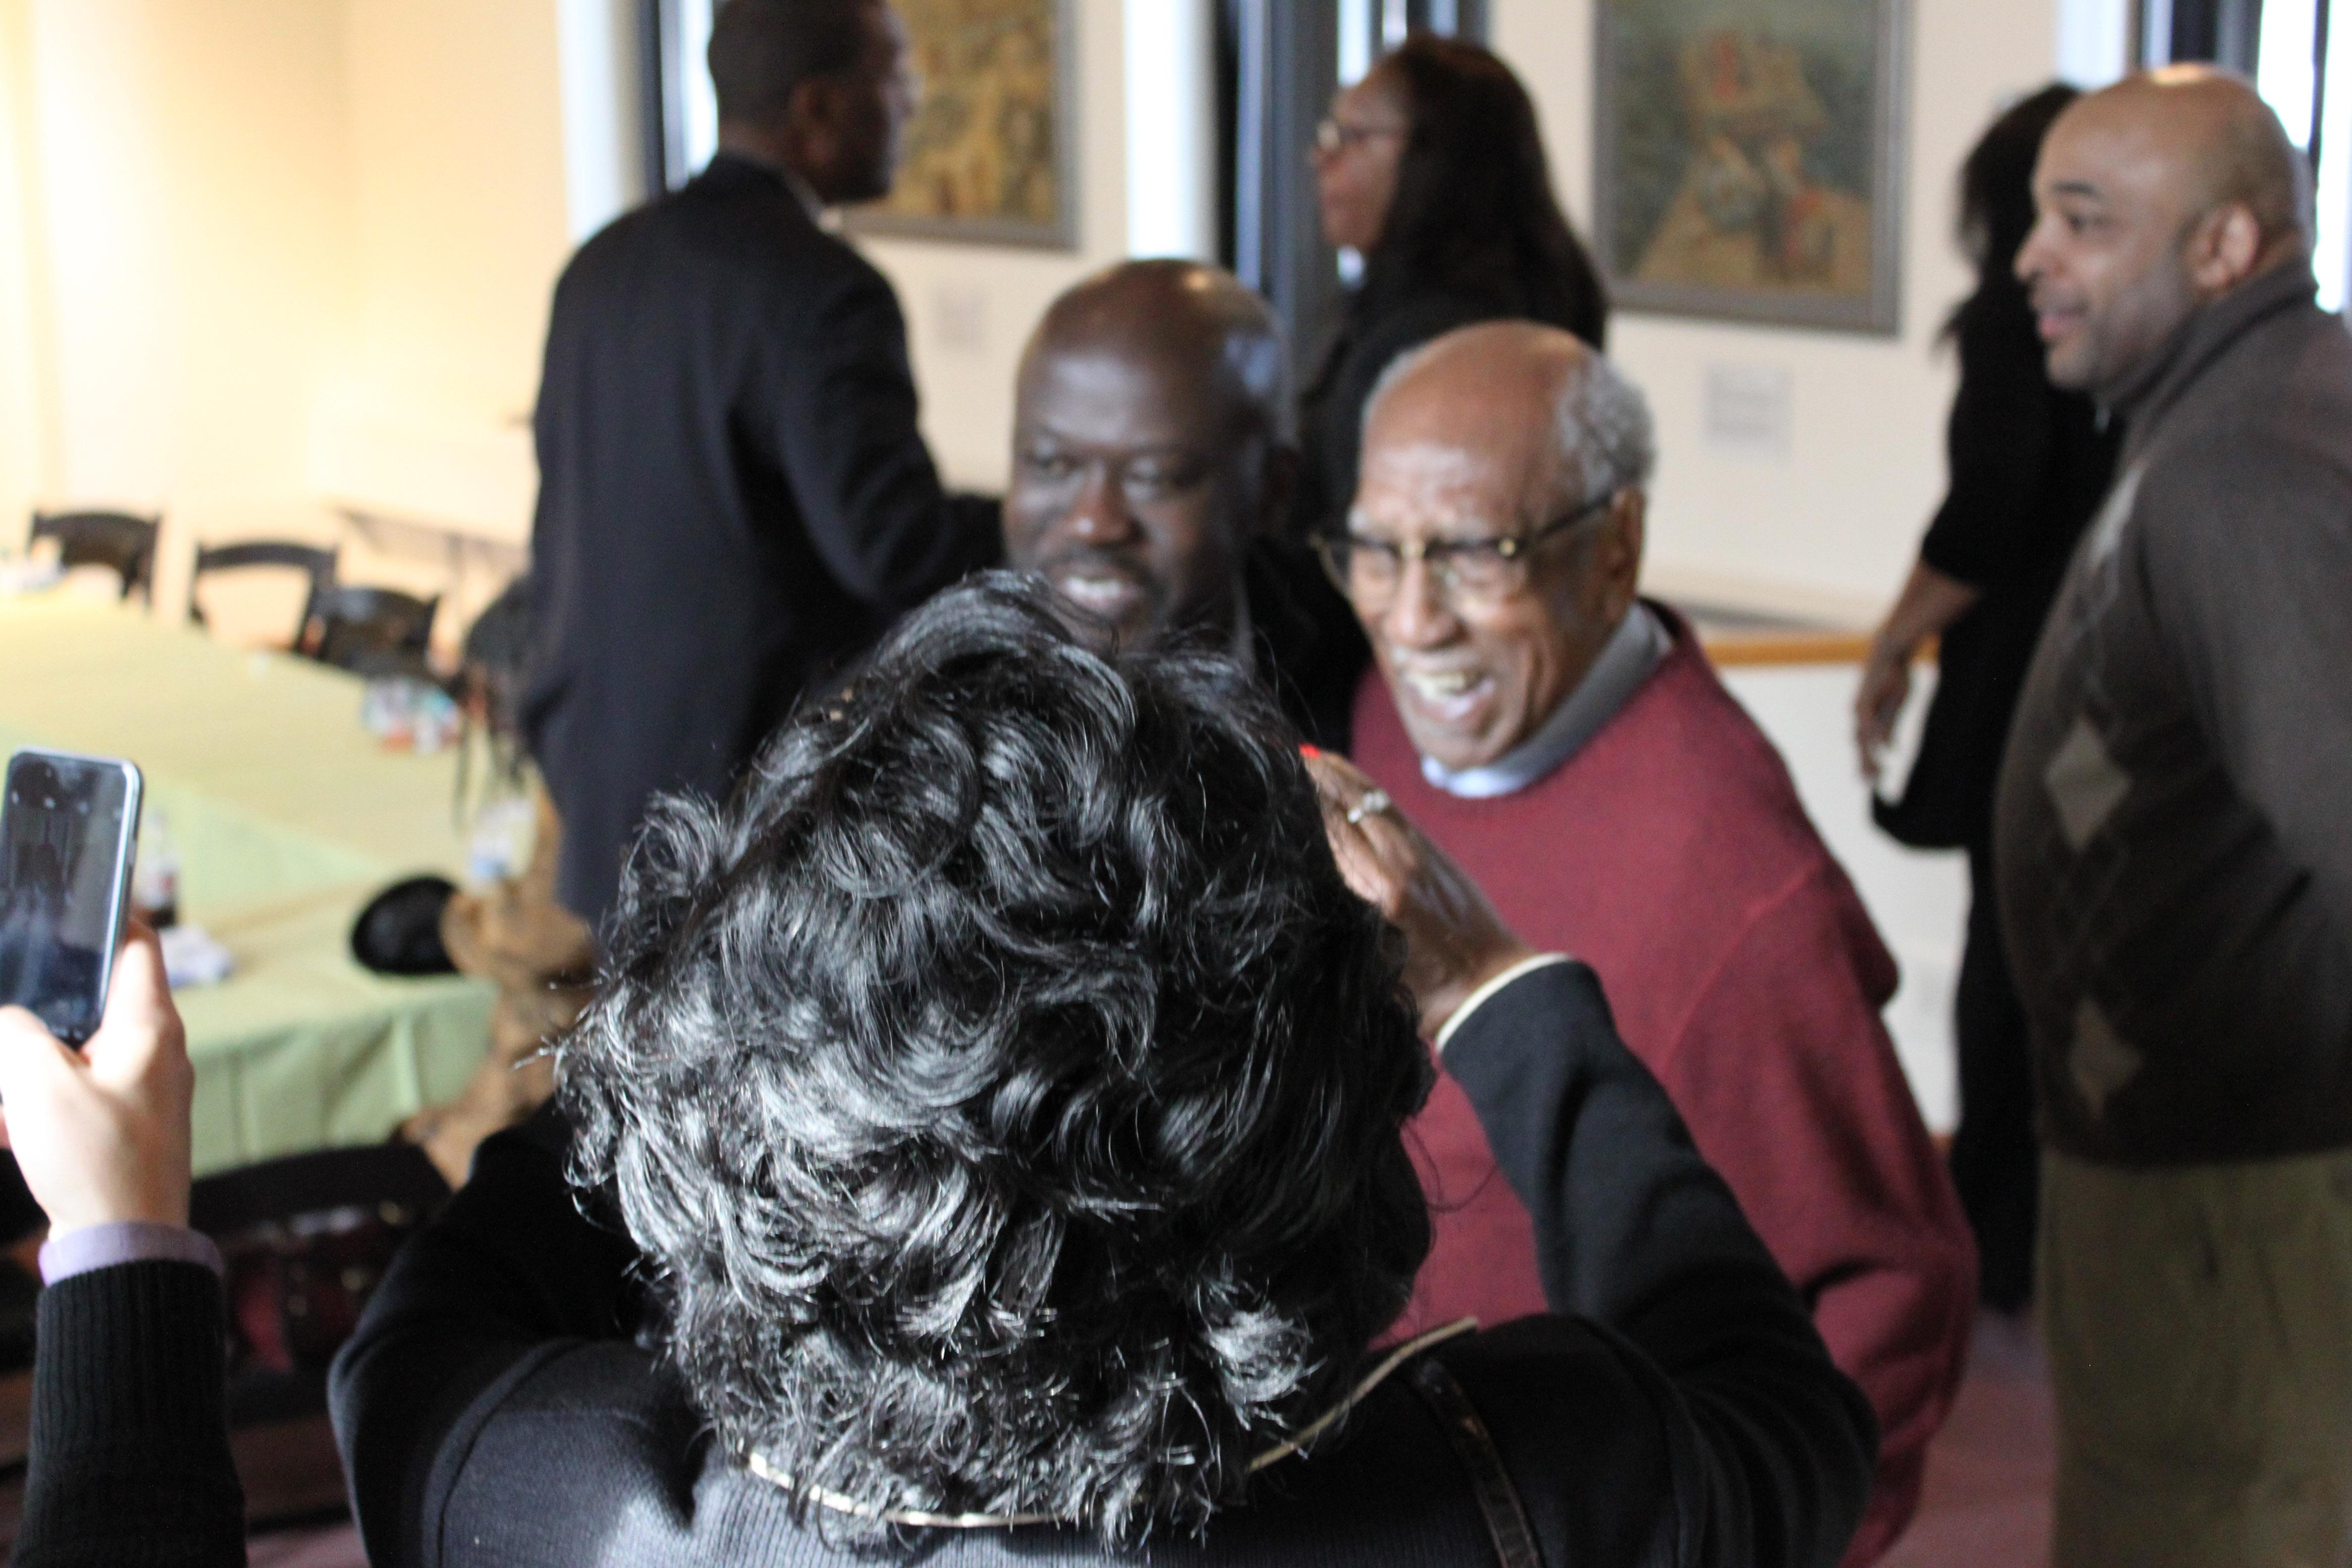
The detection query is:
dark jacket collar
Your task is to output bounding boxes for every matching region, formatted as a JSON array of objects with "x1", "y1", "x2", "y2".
[
  {"x1": 696, "y1": 151, "x2": 824, "y2": 222},
  {"x1": 2105, "y1": 261, "x2": 2319, "y2": 441}
]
